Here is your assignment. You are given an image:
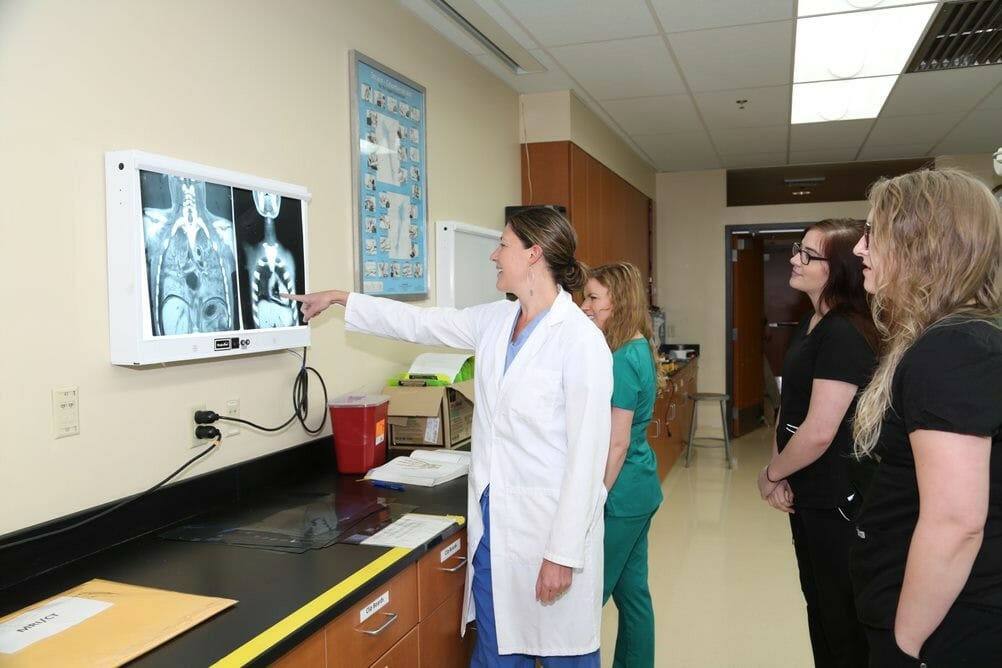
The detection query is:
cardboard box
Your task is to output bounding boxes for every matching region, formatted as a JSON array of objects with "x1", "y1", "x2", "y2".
[{"x1": 384, "y1": 380, "x2": 474, "y2": 448}]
